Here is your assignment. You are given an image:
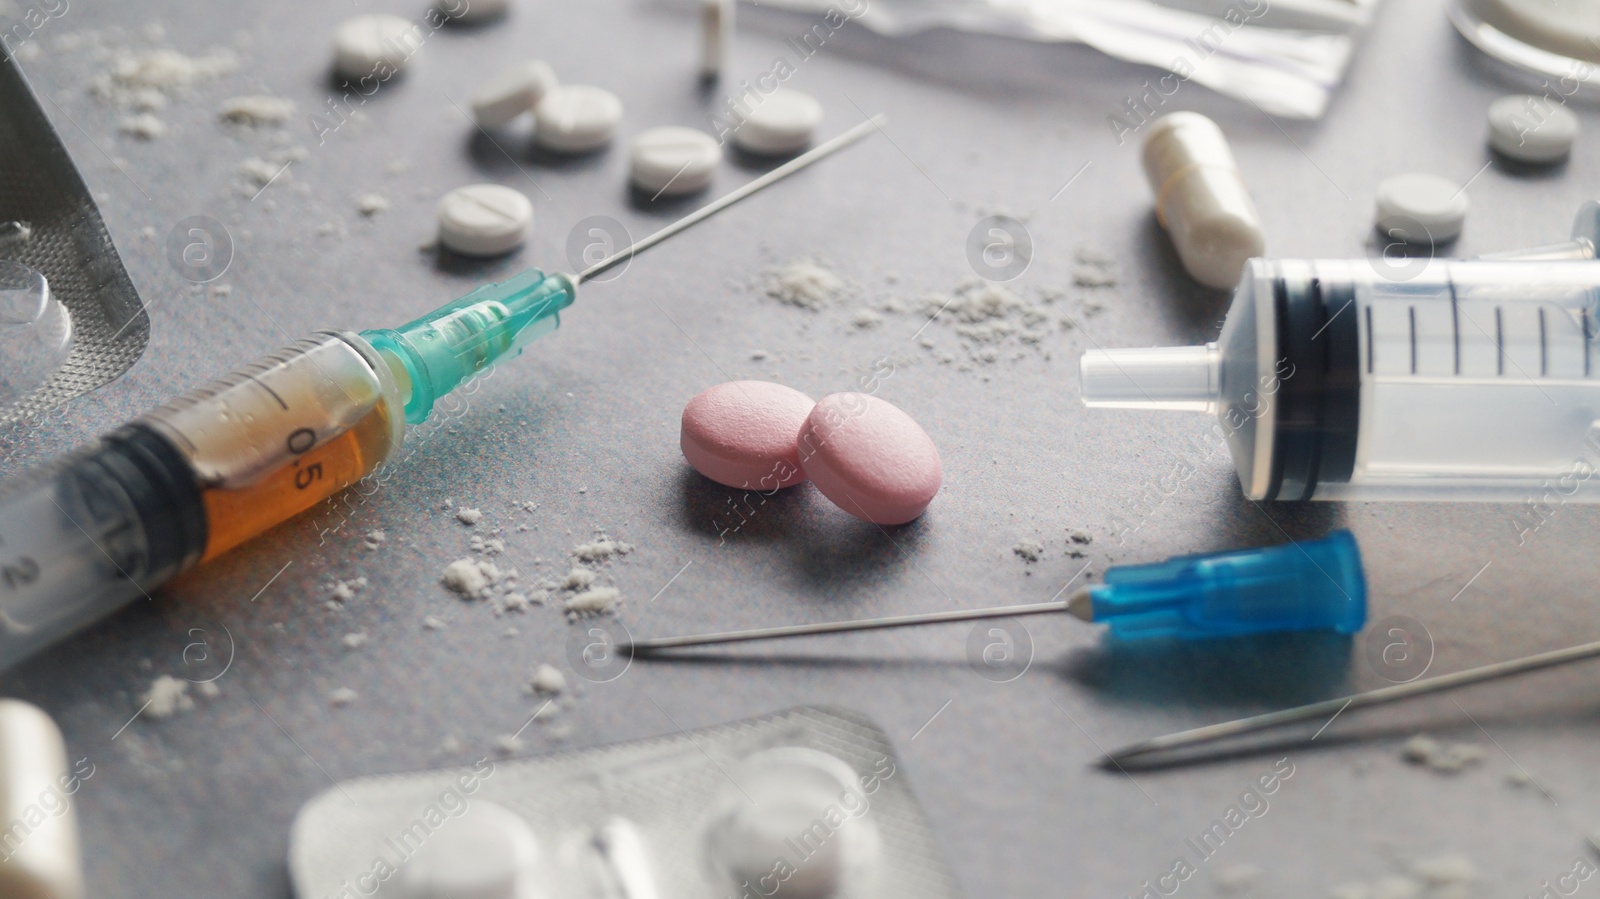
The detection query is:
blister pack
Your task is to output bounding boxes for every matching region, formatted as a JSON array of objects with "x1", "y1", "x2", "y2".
[
  {"x1": 0, "y1": 51, "x2": 147, "y2": 424},
  {"x1": 289, "y1": 706, "x2": 963, "y2": 899}
]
